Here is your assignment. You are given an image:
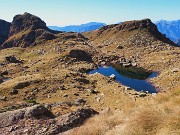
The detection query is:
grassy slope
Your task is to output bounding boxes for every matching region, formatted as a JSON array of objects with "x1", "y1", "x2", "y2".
[{"x1": 66, "y1": 86, "x2": 180, "y2": 135}]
